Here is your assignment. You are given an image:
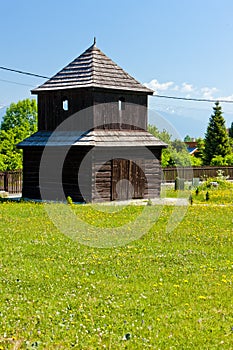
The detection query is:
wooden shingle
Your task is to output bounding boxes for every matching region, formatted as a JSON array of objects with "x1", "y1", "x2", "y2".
[
  {"x1": 18, "y1": 130, "x2": 167, "y2": 148},
  {"x1": 32, "y1": 43, "x2": 153, "y2": 94}
]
